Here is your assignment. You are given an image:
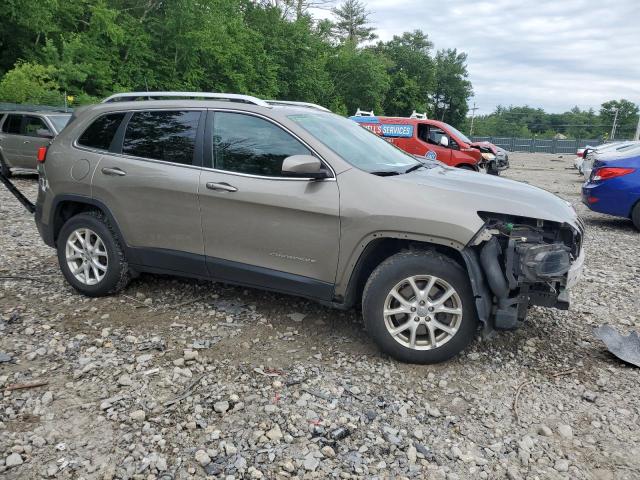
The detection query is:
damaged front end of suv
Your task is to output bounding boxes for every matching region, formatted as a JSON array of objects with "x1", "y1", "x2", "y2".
[{"x1": 463, "y1": 212, "x2": 585, "y2": 333}]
